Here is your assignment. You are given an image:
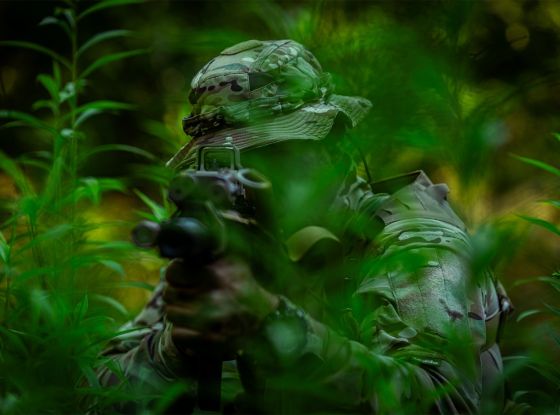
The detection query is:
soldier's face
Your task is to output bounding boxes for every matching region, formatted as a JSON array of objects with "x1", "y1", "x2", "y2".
[{"x1": 241, "y1": 140, "x2": 344, "y2": 233}]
